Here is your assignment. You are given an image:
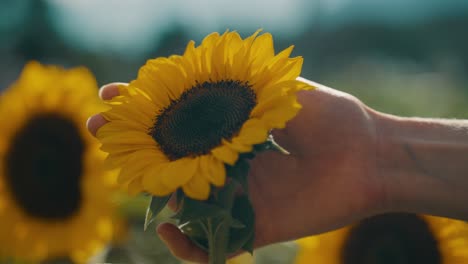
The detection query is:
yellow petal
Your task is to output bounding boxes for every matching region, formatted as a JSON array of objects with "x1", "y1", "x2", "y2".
[
  {"x1": 104, "y1": 152, "x2": 133, "y2": 168},
  {"x1": 200, "y1": 155, "x2": 226, "y2": 187},
  {"x1": 267, "y1": 57, "x2": 303, "y2": 84},
  {"x1": 250, "y1": 33, "x2": 275, "y2": 70},
  {"x1": 234, "y1": 118, "x2": 269, "y2": 145},
  {"x1": 257, "y1": 95, "x2": 302, "y2": 128},
  {"x1": 170, "y1": 55, "x2": 196, "y2": 90},
  {"x1": 131, "y1": 79, "x2": 170, "y2": 109},
  {"x1": 182, "y1": 173, "x2": 211, "y2": 200},
  {"x1": 230, "y1": 30, "x2": 262, "y2": 80},
  {"x1": 251, "y1": 84, "x2": 300, "y2": 117},
  {"x1": 202, "y1": 32, "x2": 221, "y2": 46},
  {"x1": 97, "y1": 121, "x2": 149, "y2": 140},
  {"x1": 269, "y1": 45, "x2": 294, "y2": 64},
  {"x1": 127, "y1": 178, "x2": 144, "y2": 195},
  {"x1": 256, "y1": 79, "x2": 309, "y2": 103},
  {"x1": 183, "y1": 40, "x2": 200, "y2": 73},
  {"x1": 139, "y1": 58, "x2": 186, "y2": 102},
  {"x1": 98, "y1": 130, "x2": 155, "y2": 146},
  {"x1": 224, "y1": 32, "x2": 243, "y2": 75},
  {"x1": 222, "y1": 139, "x2": 252, "y2": 153},
  {"x1": 118, "y1": 159, "x2": 148, "y2": 184},
  {"x1": 101, "y1": 143, "x2": 156, "y2": 157},
  {"x1": 250, "y1": 57, "x2": 303, "y2": 93},
  {"x1": 142, "y1": 163, "x2": 174, "y2": 196},
  {"x1": 159, "y1": 157, "x2": 200, "y2": 189},
  {"x1": 242, "y1": 29, "x2": 262, "y2": 49},
  {"x1": 211, "y1": 144, "x2": 239, "y2": 165},
  {"x1": 211, "y1": 33, "x2": 230, "y2": 81},
  {"x1": 118, "y1": 149, "x2": 165, "y2": 183},
  {"x1": 225, "y1": 31, "x2": 243, "y2": 59},
  {"x1": 102, "y1": 98, "x2": 154, "y2": 127},
  {"x1": 200, "y1": 32, "x2": 220, "y2": 76}
]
